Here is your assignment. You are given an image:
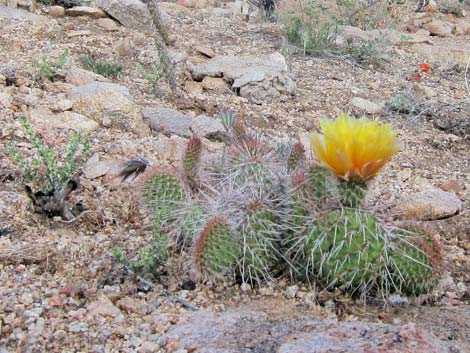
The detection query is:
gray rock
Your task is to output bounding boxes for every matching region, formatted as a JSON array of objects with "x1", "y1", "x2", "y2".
[
  {"x1": 94, "y1": 0, "x2": 152, "y2": 32},
  {"x1": 68, "y1": 322, "x2": 89, "y2": 333},
  {"x1": 142, "y1": 107, "x2": 193, "y2": 138},
  {"x1": 143, "y1": 107, "x2": 226, "y2": 140},
  {"x1": 191, "y1": 115, "x2": 226, "y2": 140},
  {"x1": 190, "y1": 53, "x2": 296, "y2": 104},
  {"x1": 165, "y1": 310, "x2": 460, "y2": 353},
  {"x1": 0, "y1": 4, "x2": 46, "y2": 21},
  {"x1": 68, "y1": 81, "x2": 129, "y2": 99},
  {"x1": 68, "y1": 82, "x2": 148, "y2": 136}
]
